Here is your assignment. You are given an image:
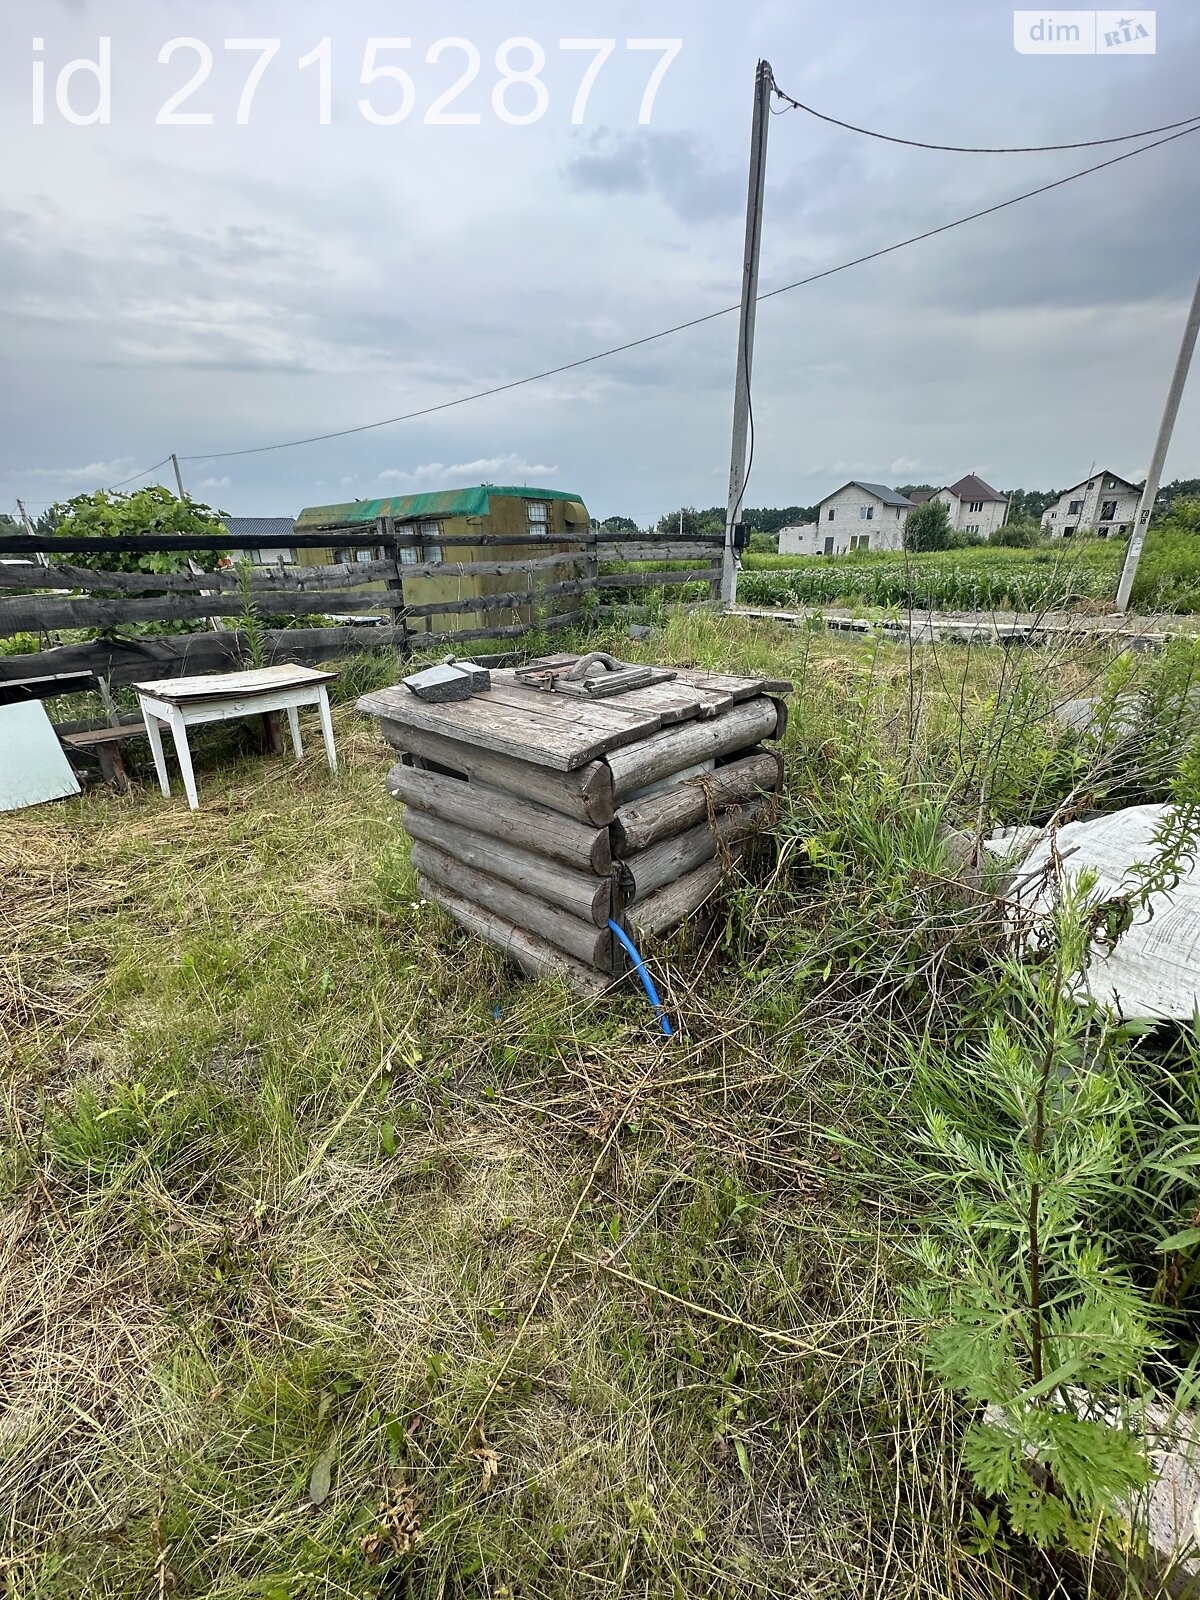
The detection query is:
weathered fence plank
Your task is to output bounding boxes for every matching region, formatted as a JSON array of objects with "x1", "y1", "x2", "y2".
[
  {"x1": 597, "y1": 568, "x2": 719, "y2": 589},
  {"x1": 0, "y1": 559, "x2": 399, "y2": 594},
  {"x1": 0, "y1": 588, "x2": 392, "y2": 633},
  {"x1": 0, "y1": 624, "x2": 408, "y2": 688},
  {"x1": 594, "y1": 541, "x2": 722, "y2": 562}
]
